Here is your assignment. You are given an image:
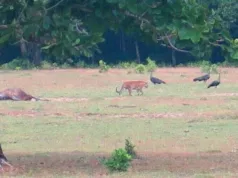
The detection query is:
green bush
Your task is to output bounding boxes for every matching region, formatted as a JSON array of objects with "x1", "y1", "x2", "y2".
[
  {"x1": 125, "y1": 139, "x2": 137, "y2": 159},
  {"x1": 15, "y1": 66, "x2": 21, "y2": 70},
  {"x1": 103, "y1": 148, "x2": 132, "y2": 172},
  {"x1": 61, "y1": 62, "x2": 71, "y2": 69},
  {"x1": 1, "y1": 58, "x2": 33, "y2": 70},
  {"x1": 210, "y1": 64, "x2": 218, "y2": 73},
  {"x1": 119, "y1": 62, "x2": 130, "y2": 68},
  {"x1": 75, "y1": 61, "x2": 86, "y2": 68},
  {"x1": 199, "y1": 60, "x2": 219, "y2": 74},
  {"x1": 200, "y1": 60, "x2": 211, "y2": 73},
  {"x1": 135, "y1": 64, "x2": 146, "y2": 74},
  {"x1": 145, "y1": 57, "x2": 157, "y2": 72},
  {"x1": 119, "y1": 62, "x2": 137, "y2": 69},
  {"x1": 40, "y1": 61, "x2": 57, "y2": 69},
  {"x1": 99, "y1": 59, "x2": 110, "y2": 73},
  {"x1": 124, "y1": 57, "x2": 156, "y2": 74}
]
